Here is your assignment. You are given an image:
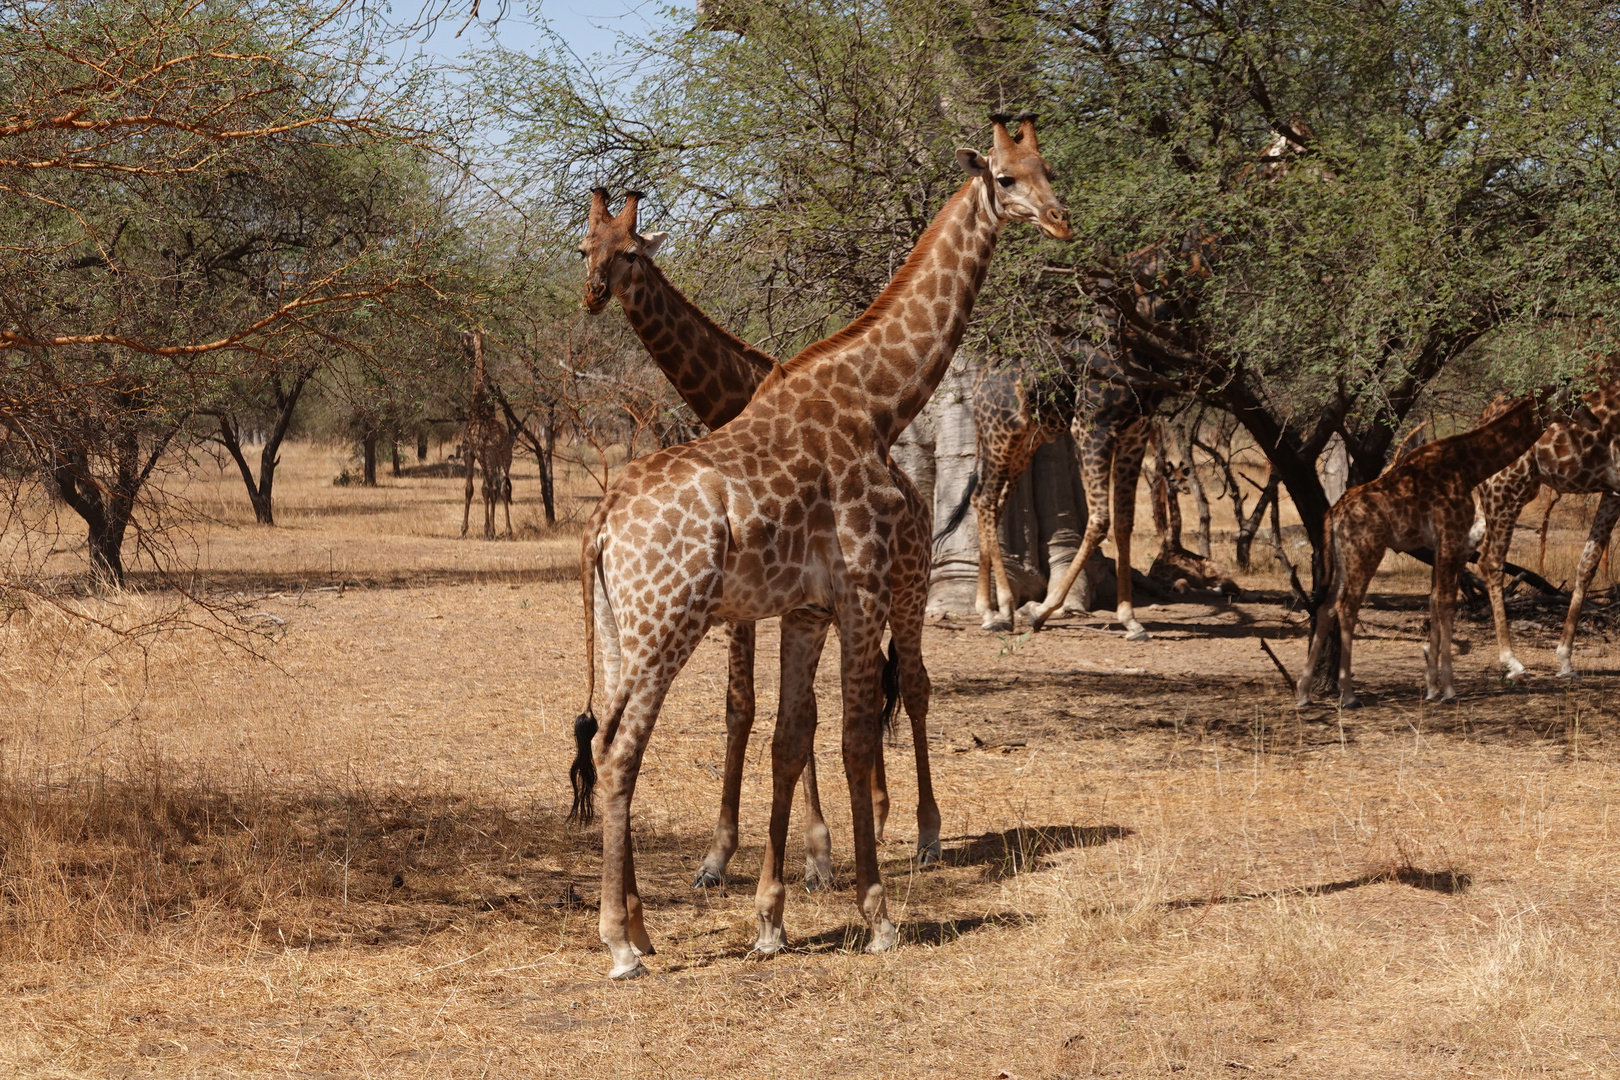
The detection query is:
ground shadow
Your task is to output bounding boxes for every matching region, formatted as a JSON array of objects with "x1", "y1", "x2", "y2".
[
  {"x1": 941, "y1": 824, "x2": 1130, "y2": 879},
  {"x1": 1166, "y1": 865, "x2": 1472, "y2": 910},
  {"x1": 788, "y1": 911, "x2": 1032, "y2": 954}
]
